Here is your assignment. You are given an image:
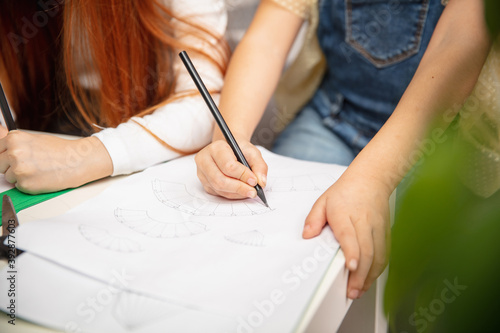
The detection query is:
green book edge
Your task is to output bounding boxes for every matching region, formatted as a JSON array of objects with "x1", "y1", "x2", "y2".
[{"x1": 0, "y1": 188, "x2": 73, "y2": 225}]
